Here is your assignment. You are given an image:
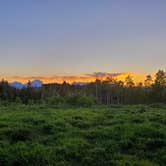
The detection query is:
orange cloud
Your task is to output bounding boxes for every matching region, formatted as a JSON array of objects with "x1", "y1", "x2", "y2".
[{"x1": 0, "y1": 72, "x2": 147, "y2": 84}]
